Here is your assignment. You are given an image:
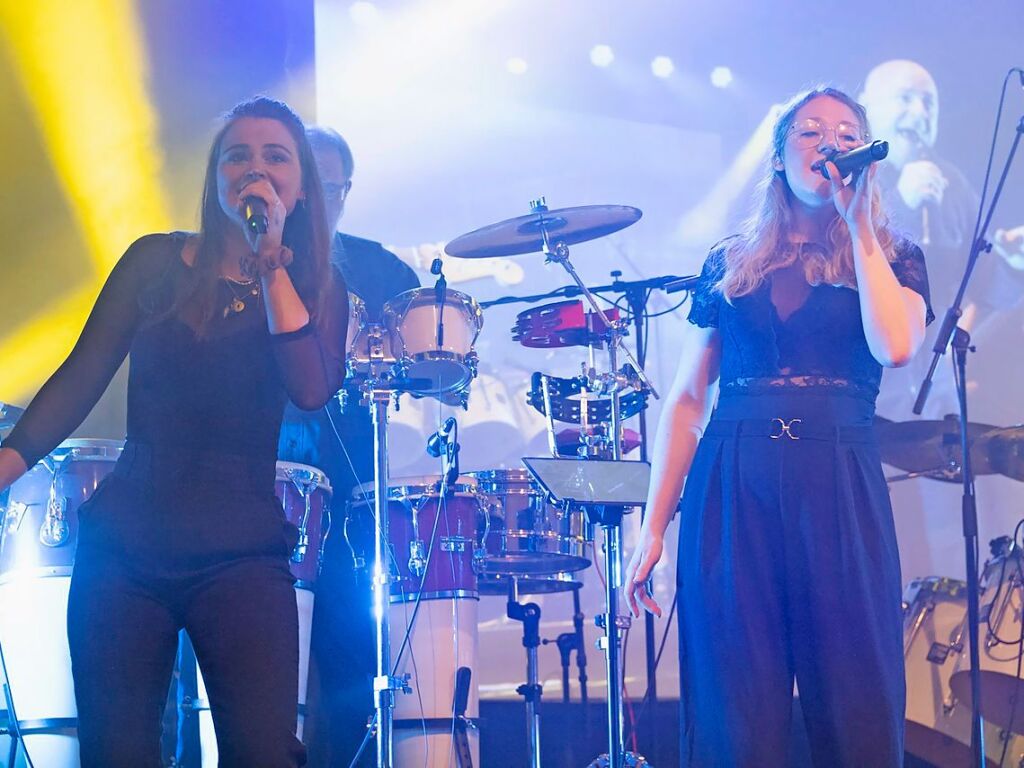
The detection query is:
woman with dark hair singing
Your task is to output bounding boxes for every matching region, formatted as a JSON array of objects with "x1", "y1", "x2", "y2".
[
  {"x1": 0, "y1": 96, "x2": 347, "y2": 766},
  {"x1": 624, "y1": 87, "x2": 932, "y2": 767}
]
